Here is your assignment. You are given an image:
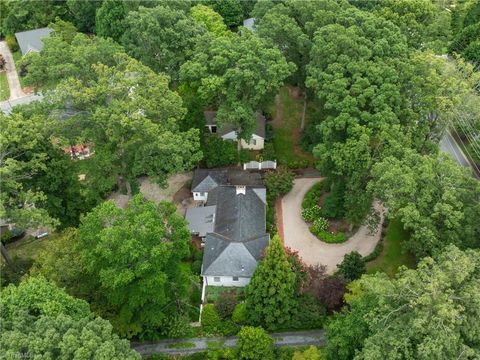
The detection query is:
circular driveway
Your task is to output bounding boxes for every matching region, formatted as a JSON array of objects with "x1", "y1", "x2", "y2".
[{"x1": 281, "y1": 178, "x2": 383, "y2": 273}]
